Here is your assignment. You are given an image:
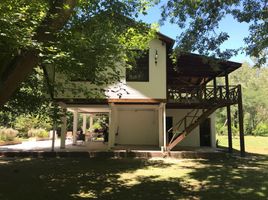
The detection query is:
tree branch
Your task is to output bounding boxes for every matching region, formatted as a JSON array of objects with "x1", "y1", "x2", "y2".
[{"x1": 0, "y1": 0, "x2": 77, "y2": 106}]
